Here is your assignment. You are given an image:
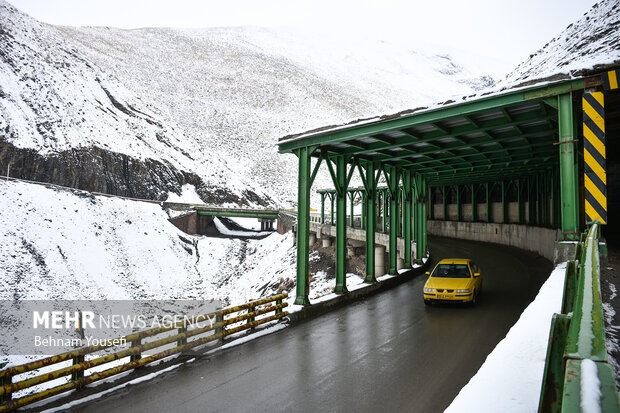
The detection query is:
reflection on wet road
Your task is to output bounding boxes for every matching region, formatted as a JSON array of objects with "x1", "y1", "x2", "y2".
[{"x1": 75, "y1": 235, "x2": 552, "y2": 413}]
